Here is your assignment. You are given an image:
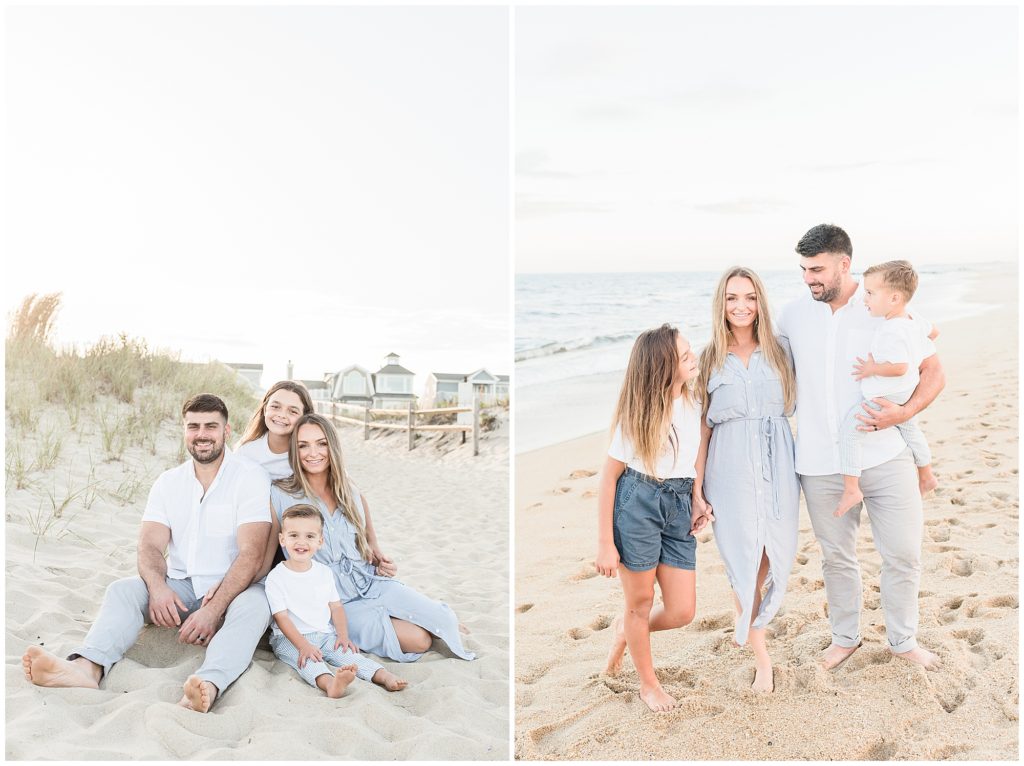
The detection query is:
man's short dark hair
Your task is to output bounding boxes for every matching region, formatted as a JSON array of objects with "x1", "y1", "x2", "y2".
[
  {"x1": 281, "y1": 503, "x2": 324, "y2": 529},
  {"x1": 796, "y1": 224, "x2": 852, "y2": 260},
  {"x1": 181, "y1": 393, "x2": 229, "y2": 421}
]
